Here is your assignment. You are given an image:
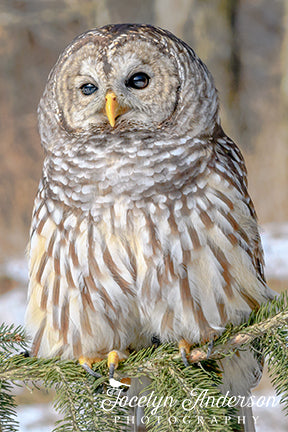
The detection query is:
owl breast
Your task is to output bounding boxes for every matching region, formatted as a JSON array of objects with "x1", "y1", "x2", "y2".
[
  {"x1": 45, "y1": 132, "x2": 210, "y2": 211},
  {"x1": 27, "y1": 132, "x2": 270, "y2": 359},
  {"x1": 118, "y1": 174, "x2": 266, "y2": 346}
]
